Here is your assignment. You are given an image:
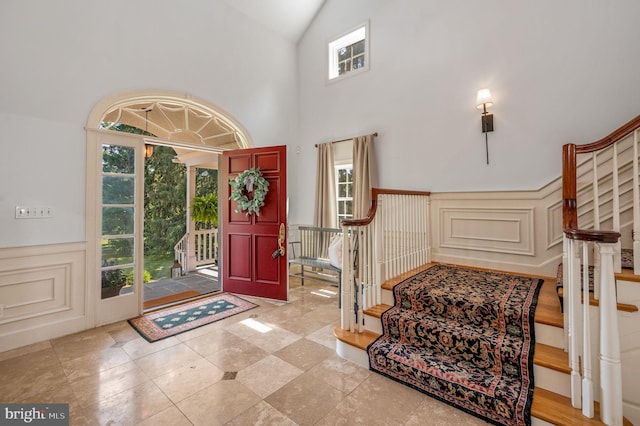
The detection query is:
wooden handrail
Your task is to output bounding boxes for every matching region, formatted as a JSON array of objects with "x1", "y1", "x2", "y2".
[
  {"x1": 559, "y1": 116, "x2": 637, "y2": 424},
  {"x1": 575, "y1": 115, "x2": 640, "y2": 154},
  {"x1": 341, "y1": 188, "x2": 431, "y2": 227},
  {"x1": 562, "y1": 115, "x2": 640, "y2": 241},
  {"x1": 564, "y1": 229, "x2": 621, "y2": 244},
  {"x1": 562, "y1": 143, "x2": 578, "y2": 231}
]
